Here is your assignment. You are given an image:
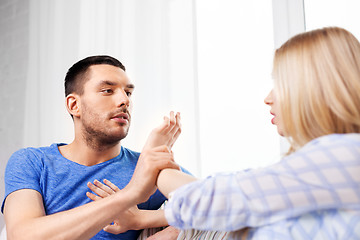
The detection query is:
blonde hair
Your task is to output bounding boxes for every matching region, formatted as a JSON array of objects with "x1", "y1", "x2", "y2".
[{"x1": 273, "y1": 27, "x2": 360, "y2": 152}]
